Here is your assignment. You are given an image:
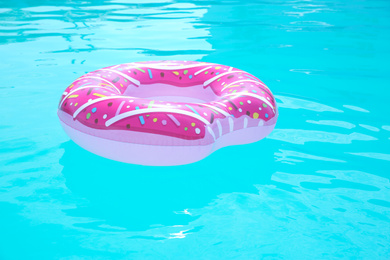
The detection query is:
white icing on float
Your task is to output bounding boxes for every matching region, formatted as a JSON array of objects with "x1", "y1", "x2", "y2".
[
  {"x1": 222, "y1": 79, "x2": 268, "y2": 91},
  {"x1": 99, "y1": 69, "x2": 140, "y2": 86},
  {"x1": 194, "y1": 66, "x2": 213, "y2": 75},
  {"x1": 223, "y1": 93, "x2": 275, "y2": 112},
  {"x1": 203, "y1": 71, "x2": 240, "y2": 87},
  {"x1": 196, "y1": 103, "x2": 230, "y2": 117},
  {"x1": 78, "y1": 76, "x2": 121, "y2": 93},
  {"x1": 105, "y1": 107, "x2": 211, "y2": 127},
  {"x1": 121, "y1": 62, "x2": 208, "y2": 71}
]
